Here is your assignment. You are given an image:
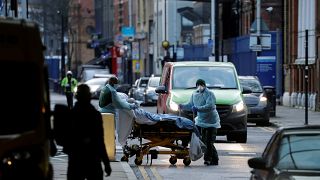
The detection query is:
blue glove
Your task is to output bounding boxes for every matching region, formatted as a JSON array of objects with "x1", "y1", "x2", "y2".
[
  {"x1": 130, "y1": 103, "x2": 138, "y2": 110},
  {"x1": 191, "y1": 106, "x2": 198, "y2": 113}
]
